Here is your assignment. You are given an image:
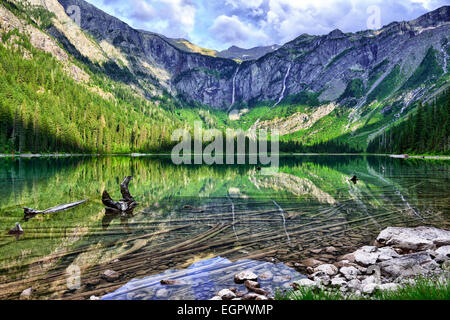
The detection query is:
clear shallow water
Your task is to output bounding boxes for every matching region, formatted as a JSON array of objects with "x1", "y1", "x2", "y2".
[
  {"x1": 0, "y1": 155, "x2": 448, "y2": 299},
  {"x1": 102, "y1": 257, "x2": 305, "y2": 300}
]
